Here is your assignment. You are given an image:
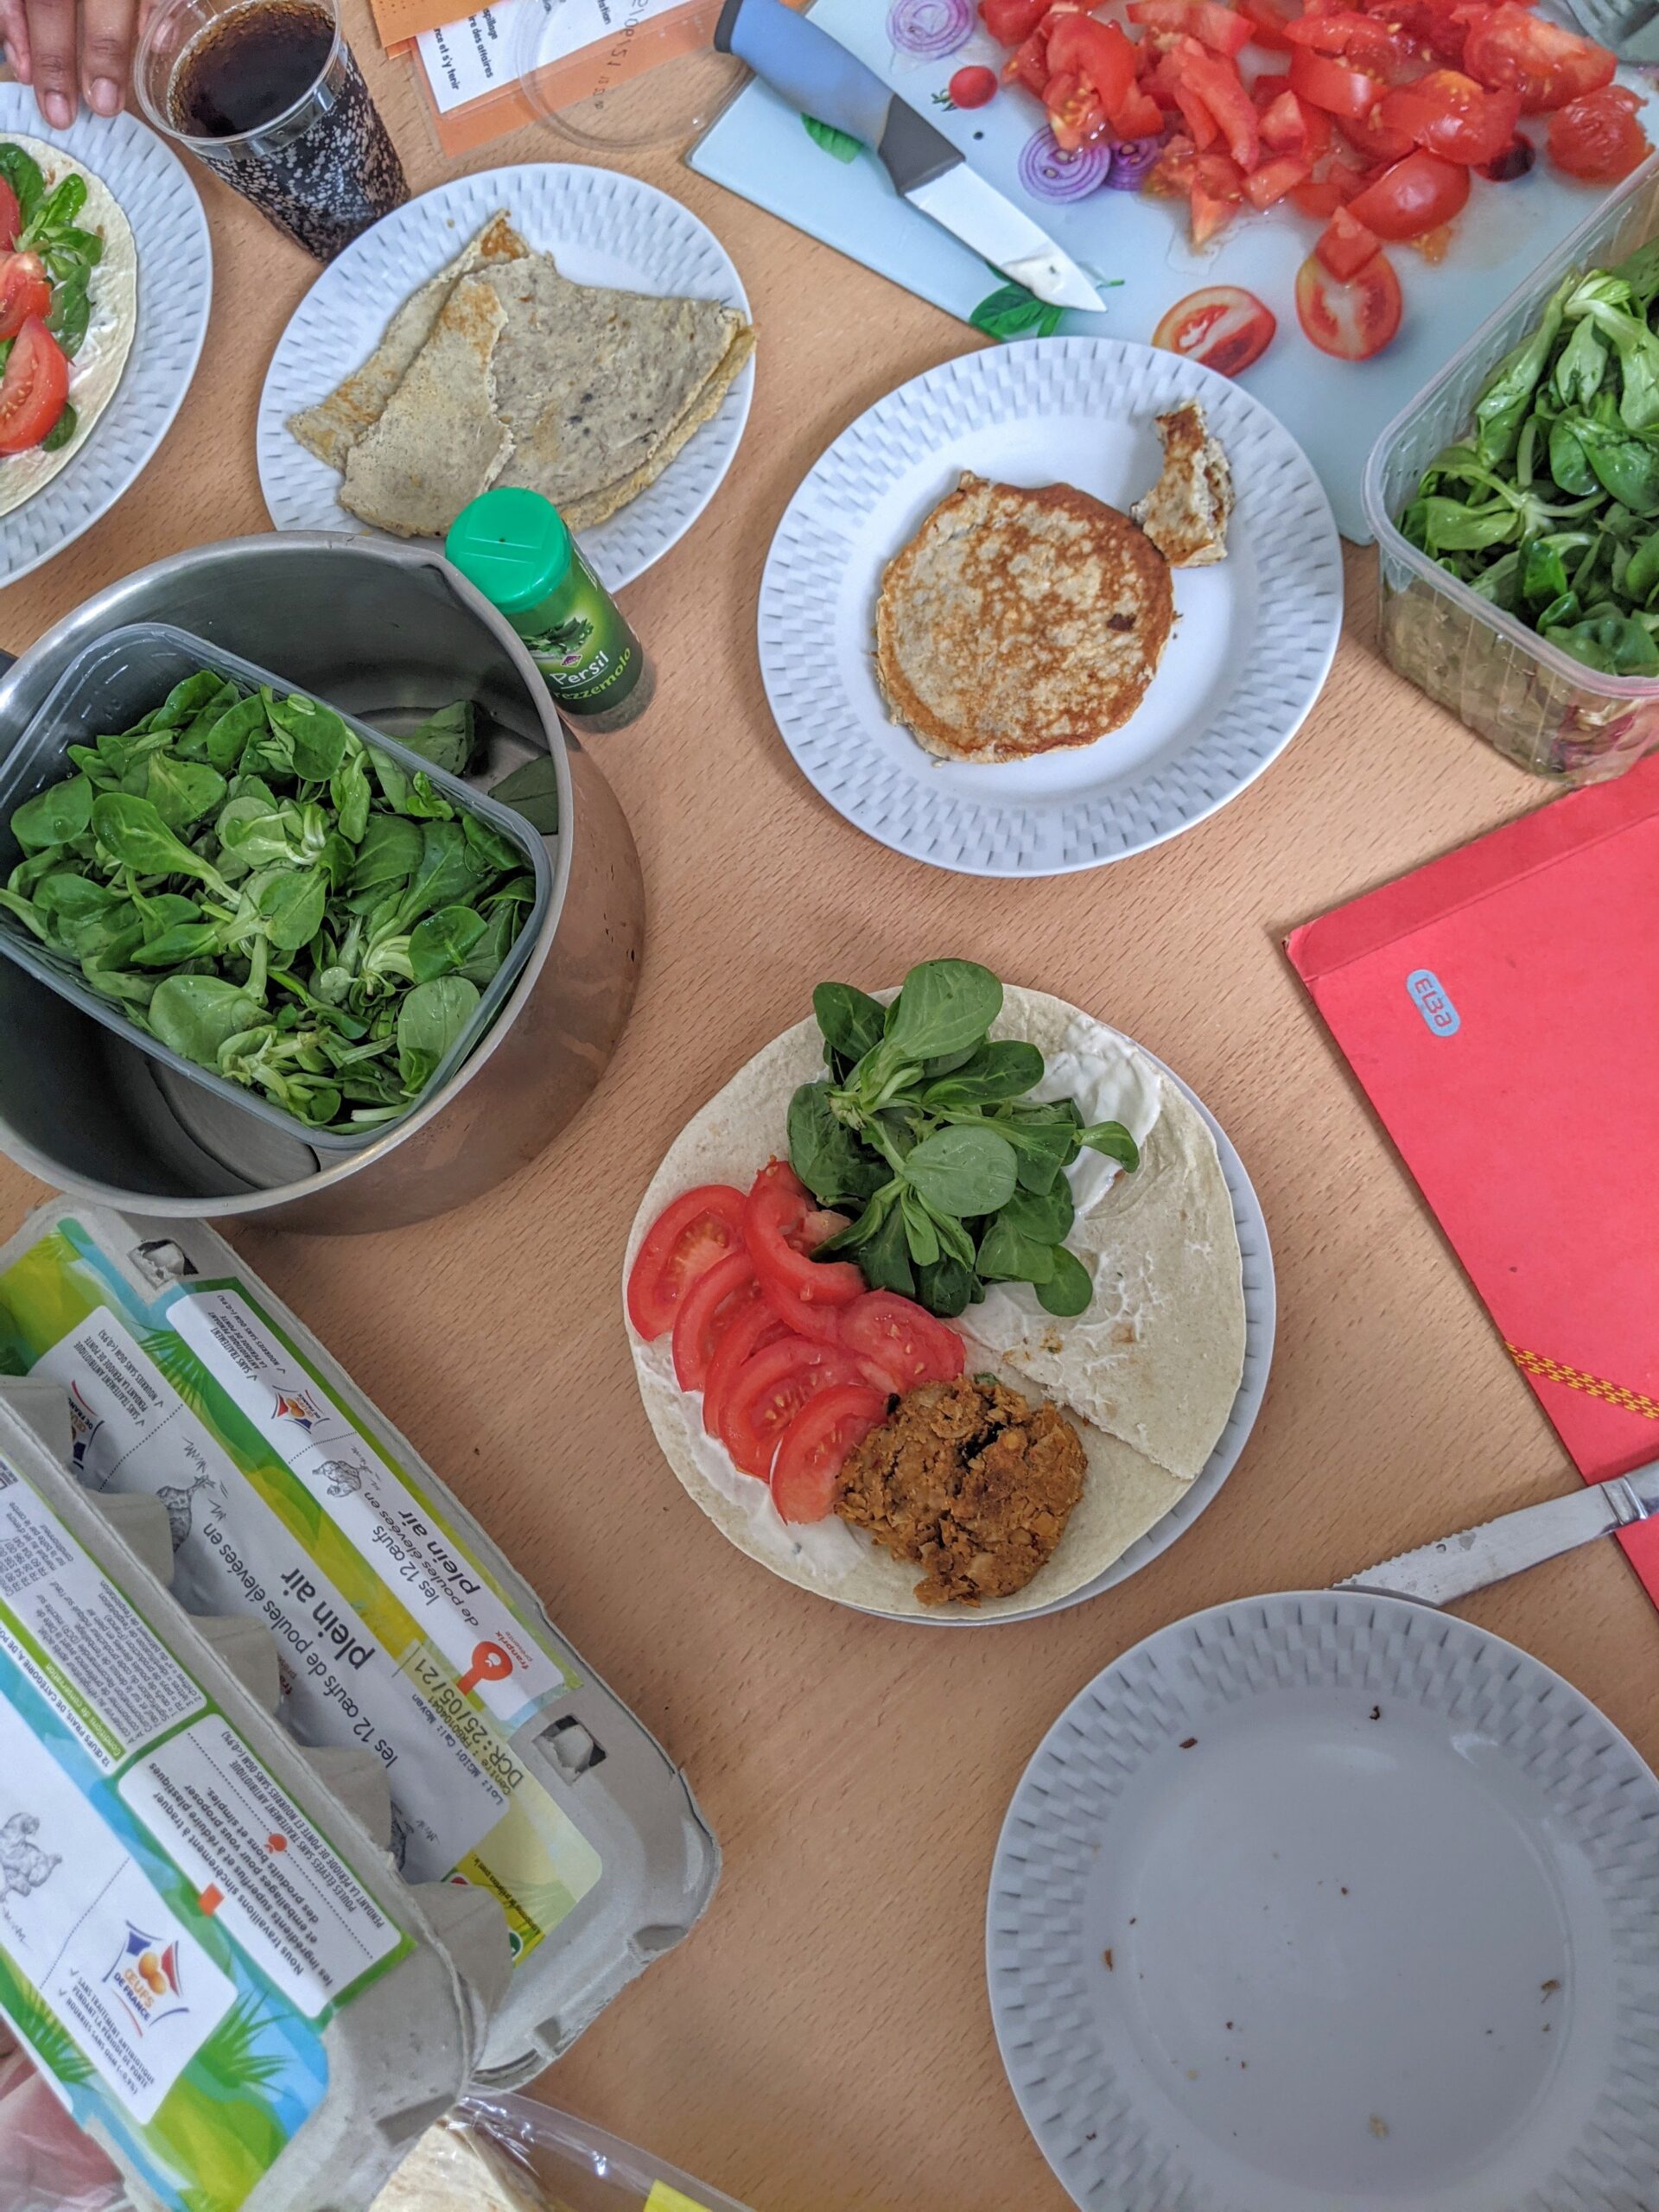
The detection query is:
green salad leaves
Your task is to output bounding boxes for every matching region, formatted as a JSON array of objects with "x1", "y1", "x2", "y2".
[
  {"x1": 0, "y1": 672, "x2": 537, "y2": 1135},
  {"x1": 787, "y1": 959, "x2": 1137, "y2": 1321},
  {"x1": 1403, "y1": 238, "x2": 1659, "y2": 677}
]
